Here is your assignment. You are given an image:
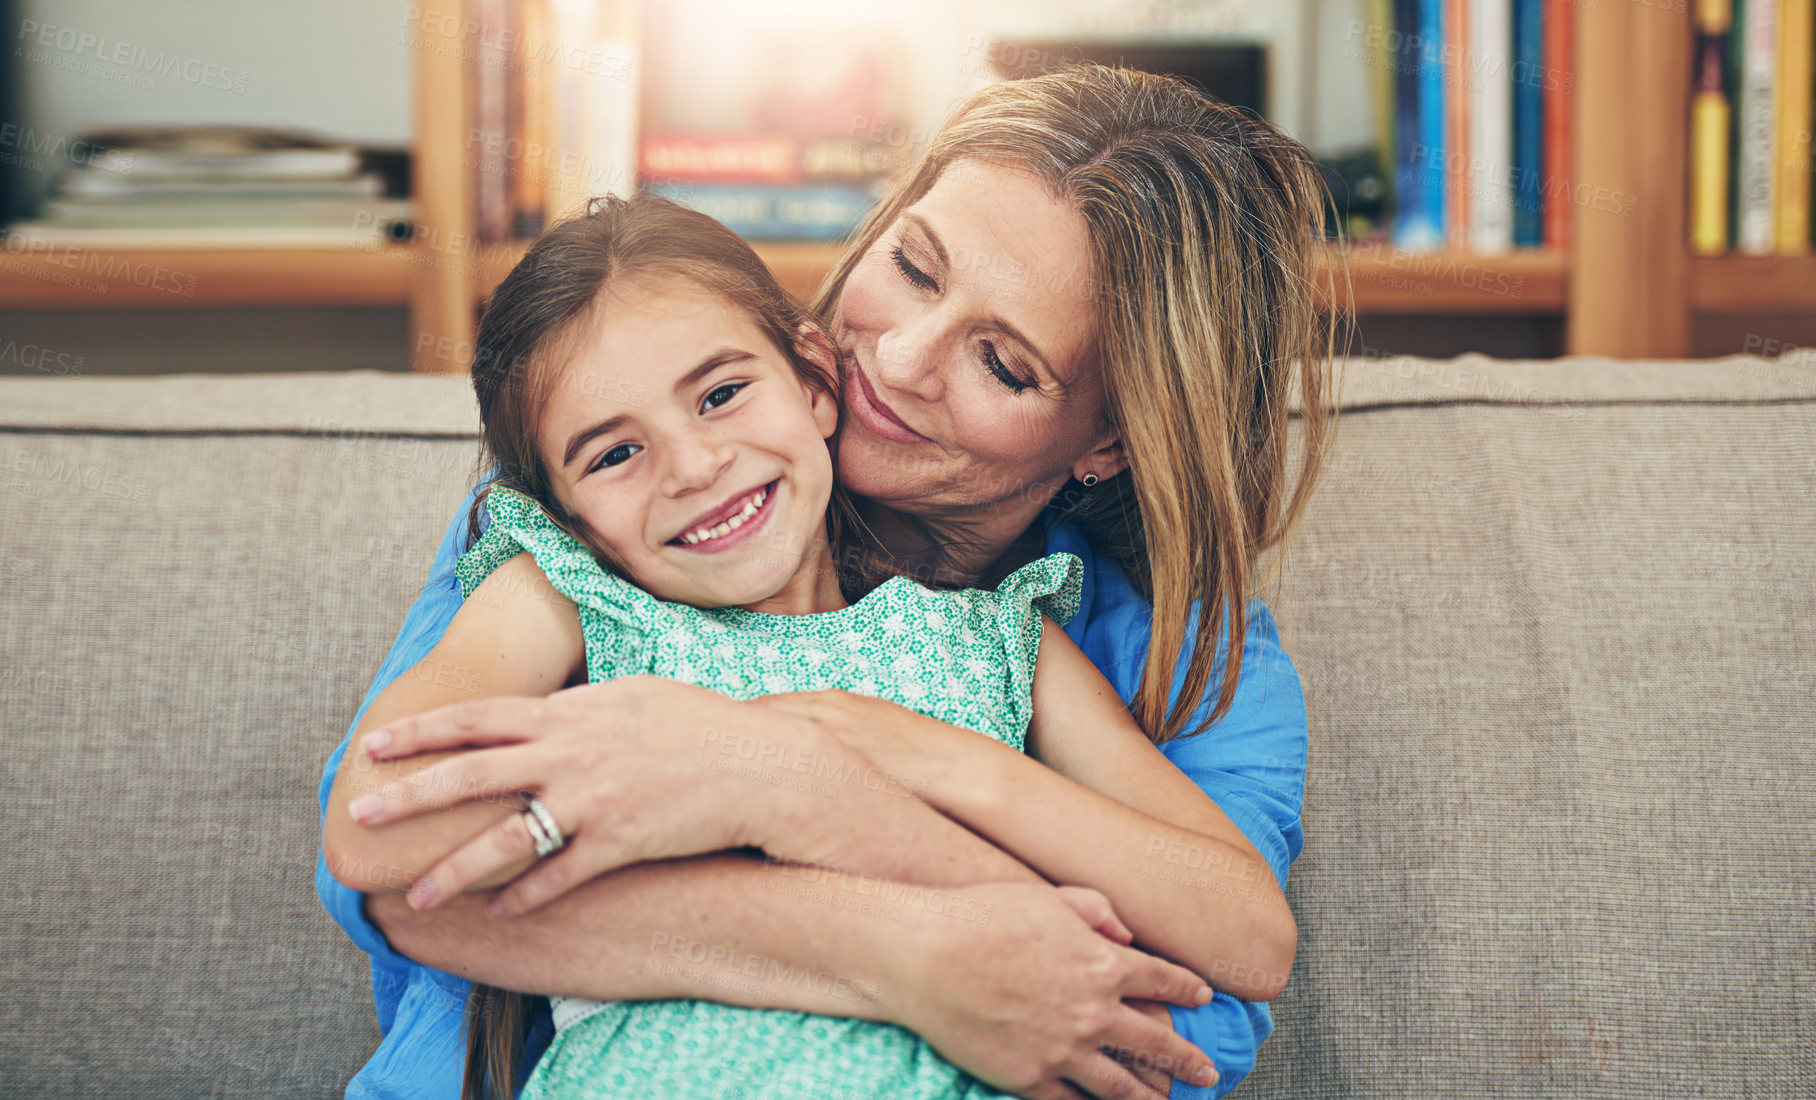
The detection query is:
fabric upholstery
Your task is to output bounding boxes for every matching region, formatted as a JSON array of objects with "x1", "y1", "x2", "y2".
[{"x1": 0, "y1": 358, "x2": 1809, "y2": 1097}]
